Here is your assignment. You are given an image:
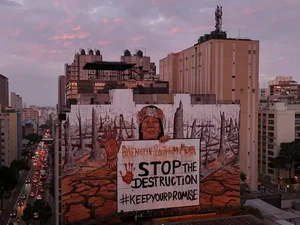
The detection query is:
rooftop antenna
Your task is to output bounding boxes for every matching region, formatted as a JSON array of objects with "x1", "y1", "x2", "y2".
[{"x1": 215, "y1": 4, "x2": 223, "y2": 33}]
